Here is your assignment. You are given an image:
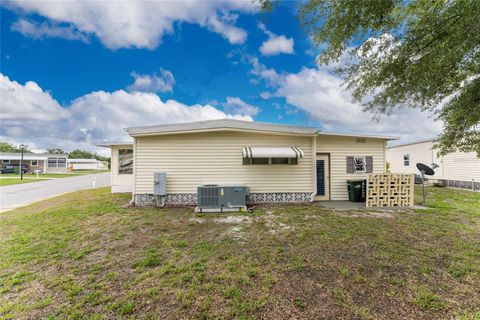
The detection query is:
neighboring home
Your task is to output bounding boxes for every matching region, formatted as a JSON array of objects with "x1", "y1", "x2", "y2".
[
  {"x1": 99, "y1": 119, "x2": 397, "y2": 205},
  {"x1": 387, "y1": 138, "x2": 480, "y2": 189},
  {"x1": 0, "y1": 152, "x2": 68, "y2": 173},
  {"x1": 67, "y1": 158, "x2": 109, "y2": 171}
]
